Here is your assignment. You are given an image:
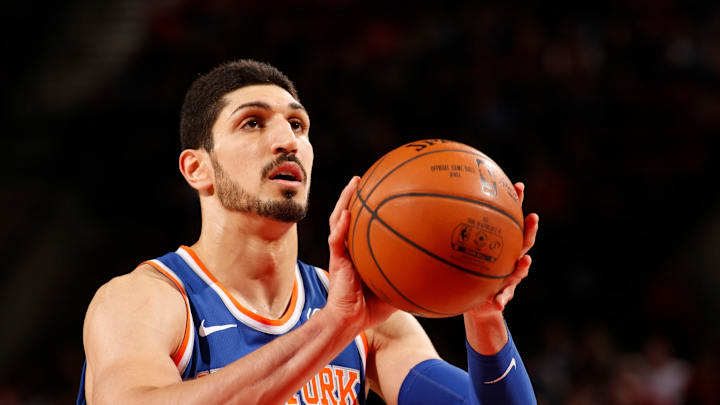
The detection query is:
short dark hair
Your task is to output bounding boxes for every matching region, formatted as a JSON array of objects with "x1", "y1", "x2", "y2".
[{"x1": 179, "y1": 59, "x2": 299, "y2": 151}]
